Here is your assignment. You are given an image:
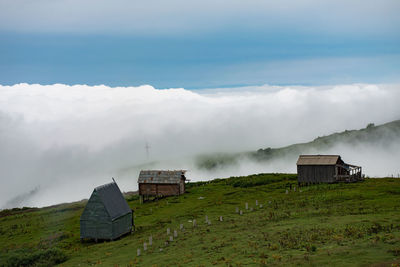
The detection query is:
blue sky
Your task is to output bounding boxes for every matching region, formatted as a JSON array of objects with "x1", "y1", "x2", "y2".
[{"x1": 0, "y1": 0, "x2": 399, "y2": 88}]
